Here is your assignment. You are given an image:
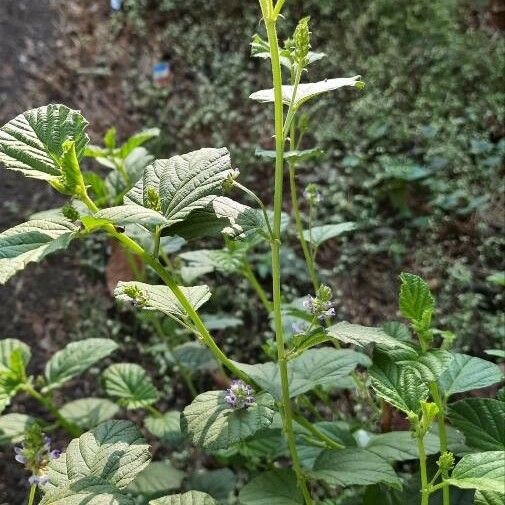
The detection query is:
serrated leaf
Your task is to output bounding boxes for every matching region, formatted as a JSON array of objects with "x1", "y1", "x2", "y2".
[
  {"x1": 127, "y1": 461, "x2": 184, "y2": 496},
  {"x1": 362, "y1": 431, "x2": 440, "y2": 462},
  {"x1": 114, "y1": 281, "x2": 211, "y2": 319},
  {"x1": 201, "y1": 313, "x2": 242, "y2": 330},
  {"x1": 302, "y1": 222, "x2": 356, "y2": 246},
  {"x1": 0, "y1": 104, "x2": 88, "y2": 182},
  {"x1": 172, "y1": 342, "x2": 218, "y2": 372},
  {"x1": 400, "y1": 350, "x2": 454, "y2": 382},
  {"x1": 102, "y1": 363, "x2": 159, "y2": 409},
  {"x1": 40, "y1": 476, "x2": 135, "y2": 505},
  {"x1": 181, "y1": 391, "x2": 275, "y2": 450},
  {"x1": 370, "y1": 354, "x2": 429, "y2": 414},
  {"x1": 249, "y1": 76, "x2": 362, "y2": 108},
  {"x1": 448, "y1": 398, "x2": 505, "y2": 451},
  {"x1": 239, "y1": 469, "x2": 303, "y2": 505},
  {"x1": 447, "y1": 451, "x2": 505, "y2": 493},
  {"x1": 0, "y1": 217, "x2": 79, "y2": 284},
  {"x1": 117, "y1": 128, "x2": 160, "y2": 159},
  {"x1": 474, "y1": 490, "x2": 505, "y2": 505},
  {"x1": 188, "y1": 469, "x2": 236, "y2": 502},
  {"x1": 44, "y1": 338, "x2": 118, "y2": 391},
  {"x1": 59, "y1": 398, "x2": 119, "y2": 430},
  {"x1": 125, "y1": 148, "x2": 234, "y2": 226},
  {"x1": 327, "y1": 322, "x2": 410, "y2": 349},
  {"x1": 144, "y1": 411, "x2": 183, "y2": 446},
  {"x1": 311, "y1": 448, "x2": 401, "y2": 488},
  {"x1": 438, "y1": 353, "x2": 503, "y2": 397},
  {"x1": 96, "y1": 205, "x2": 170, "y2": 227},
  {"x1": 382, "y1": 321, "x2": 413, "y2": 342},
  {"x1": 233, "y1": 348, "x2": 364, "y2": 400},
  {"x1": 46, "y1": 420, "x2": 150, "y2": 492},
  {"x1": 150, "y1": 491, "x2": 217, "y2": 505},
  {"x1": 399, "y1": 272, "x2": 435, "y2": 322},
  {"x1": 179, "y1": 248, "x2": 245, "y2": 282},
  {"x1": 0, "y1": 413, "x2": 34, "y2": 444},
  {"x1": 0, "y1": 338, "x2": 31, "y2": 371}
]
